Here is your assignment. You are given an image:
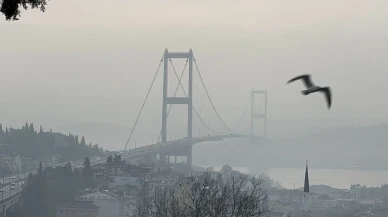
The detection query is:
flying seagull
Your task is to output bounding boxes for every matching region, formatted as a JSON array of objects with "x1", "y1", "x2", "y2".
[{"x1": 287, "y1": 74, "x2": 332, "y2": 109}]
